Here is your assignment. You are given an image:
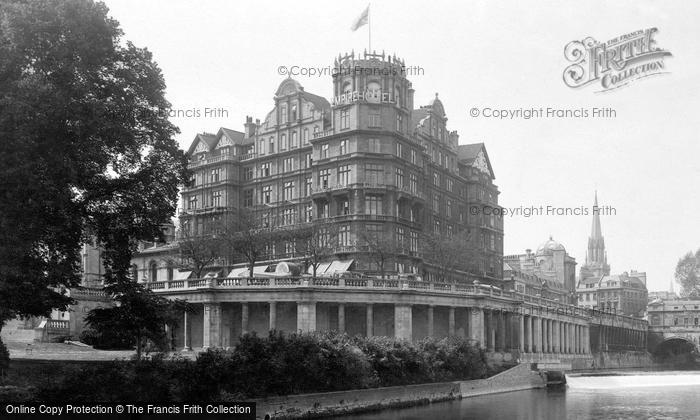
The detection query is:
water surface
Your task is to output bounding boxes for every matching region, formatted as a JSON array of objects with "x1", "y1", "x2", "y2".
[{"x1": 342, "y1": 371, "x2": 700, "y2": 420}]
